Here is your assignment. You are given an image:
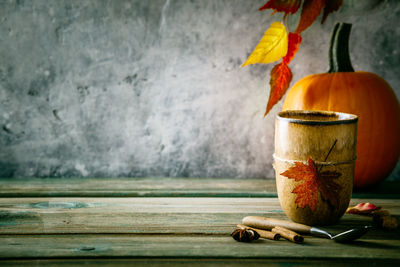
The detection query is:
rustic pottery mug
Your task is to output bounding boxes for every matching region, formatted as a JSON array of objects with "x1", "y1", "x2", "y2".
[{"x1": 274, "y1": 110, "x2": 358, "y2": 225}]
